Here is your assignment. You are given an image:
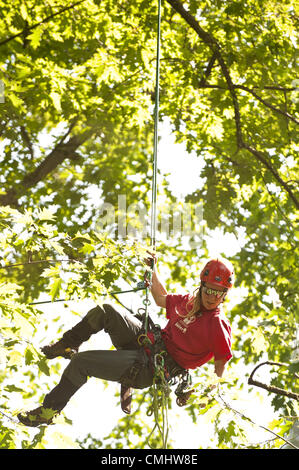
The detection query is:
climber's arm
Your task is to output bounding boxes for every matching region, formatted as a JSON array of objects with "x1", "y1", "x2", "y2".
[
  {"x1": 214, "y1": 358, "x2": 227, "y2": 378},
  {"x1": 150, "y1": 265, "x2": 167, "y2": 308}
]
